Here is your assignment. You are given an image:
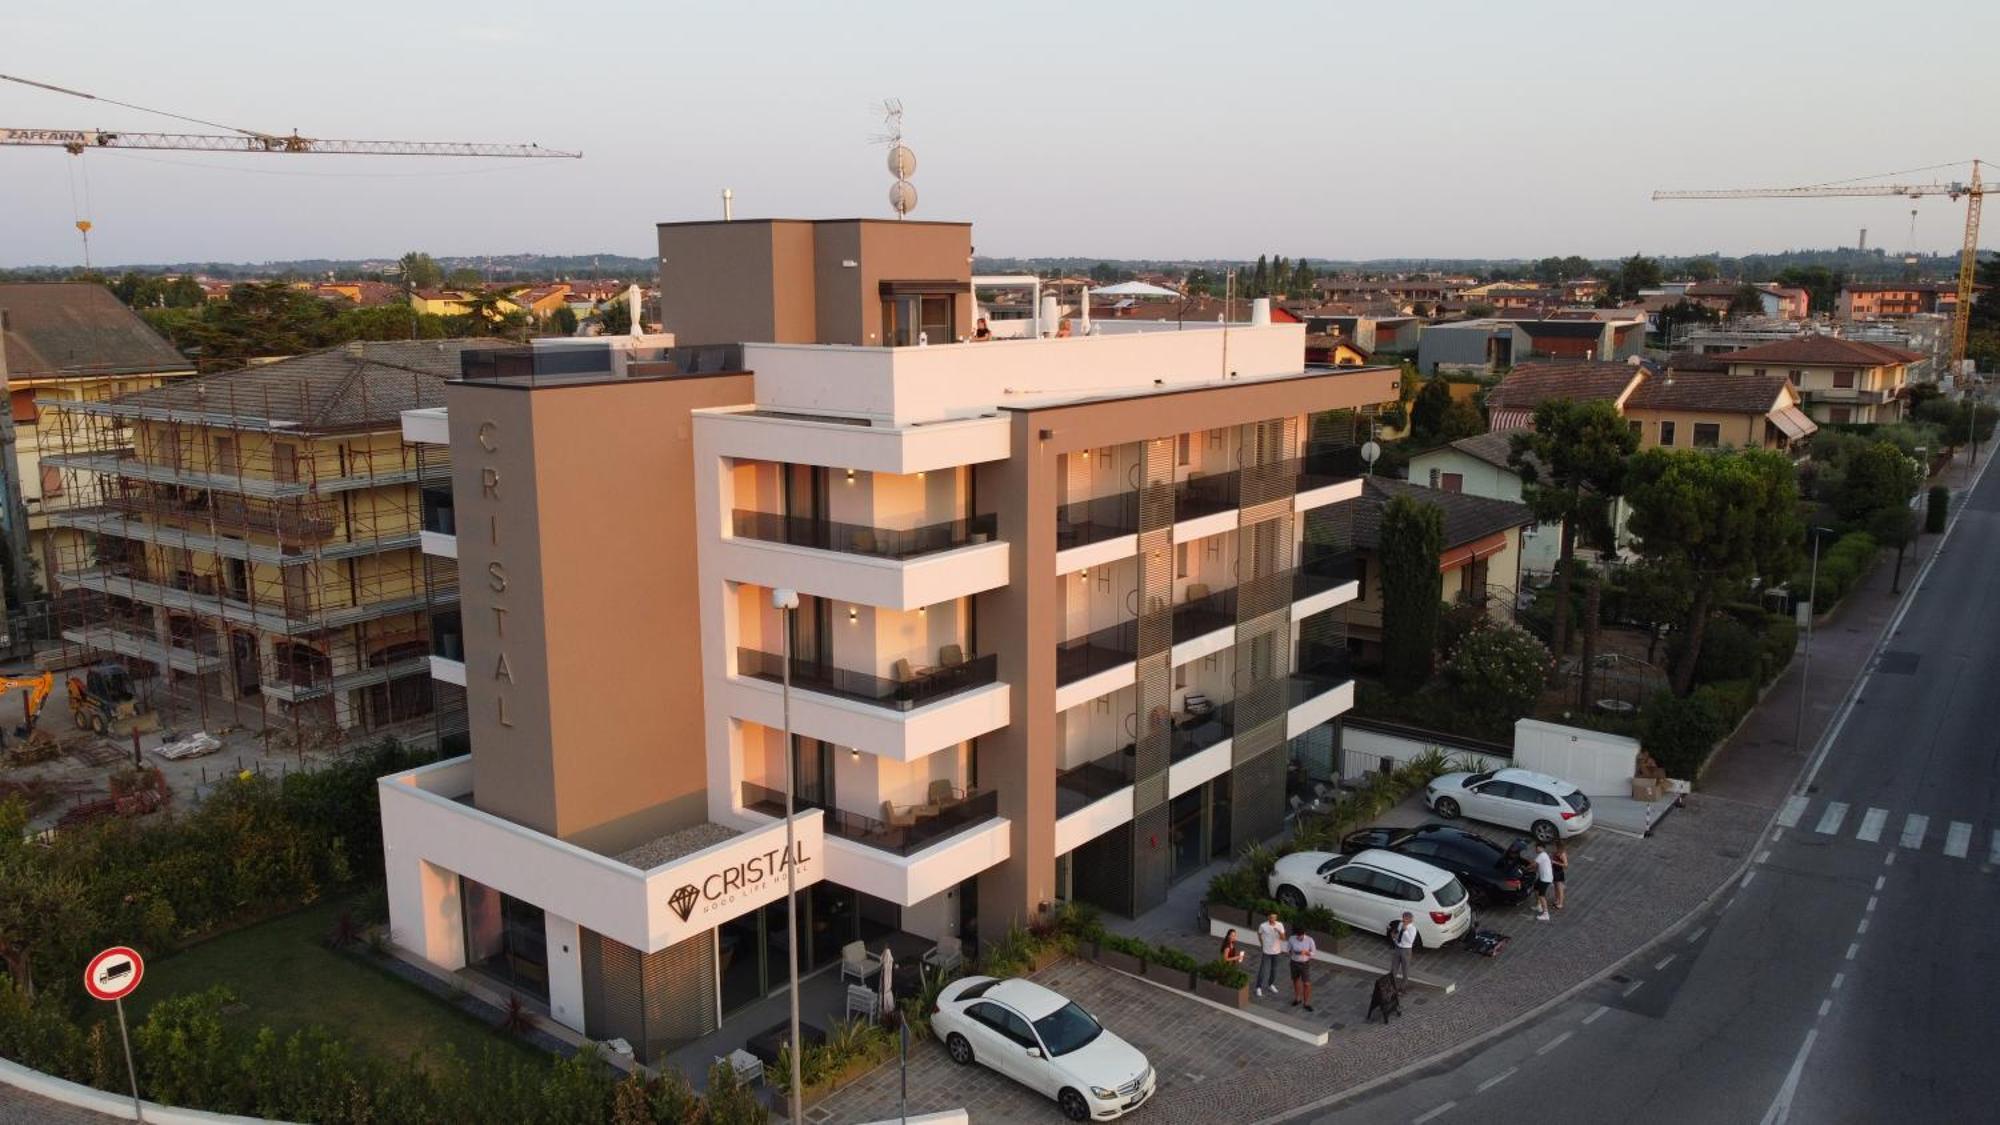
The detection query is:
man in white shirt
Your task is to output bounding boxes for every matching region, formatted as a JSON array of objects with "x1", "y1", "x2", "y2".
[
  {"x1": 1390, "y1": 910, "x2": 1418, "y2": 983},
  {"x1": 1532, "y1": 841, "x2": 1555, "y2": 921},
  {"x1": 1254, "y1": 912, "x2": 1286, "y2": 997}
]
